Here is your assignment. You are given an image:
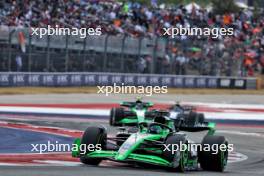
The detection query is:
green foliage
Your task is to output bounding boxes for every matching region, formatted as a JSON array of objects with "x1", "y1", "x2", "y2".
[
  {"x1": 252, "y1": 0, "x2": 262, "y2": 19},
  {"x1": 117, "y1": 0, "x2": 247, "y2": 15},
  {"x1": 211, "y1": 0, "x2": 240, "y2": 14}
]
